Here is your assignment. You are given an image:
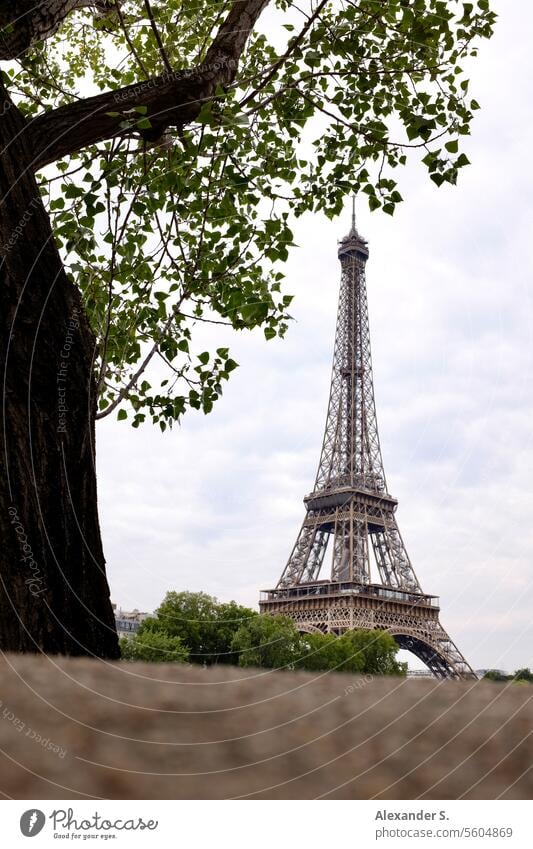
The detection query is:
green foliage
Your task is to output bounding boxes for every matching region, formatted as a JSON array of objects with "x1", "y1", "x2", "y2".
[
  {"x1": 231, "y1": 613, "x2": 304, "y2": 669},
  {"x1": 213, "y1": 600, "x2": 259, "y2": 665},
  {"x1": 296, "y1": 632, "x2": 348, "y2": 672},
  {"x1": 2, "y1": 0, "x2": 495, "y2": 429},
  {"x1": 482, "y1": 669, "x2": 508, "y2": 682},
  {"x1": 119, "y1": 629, "x2": 189, "y2": 663},
  {"x1": 297, "y1": 629, "x2": 406, "y2": 675},
  {"x1": 143, "y1": 591, "x2": 256, "y2": 665},
  {"x1": 483, "y1": 668, "x2": 533, "y2": 683},
  {"x1": 512, "y1": 668, "x2": 533, "y2": 682},
  {"x1": 342, "y1": 629, "x2": 407, "y2": 676},
  {"x1": 232, "y1": 617, "x2": 406, "y2": 675}
]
